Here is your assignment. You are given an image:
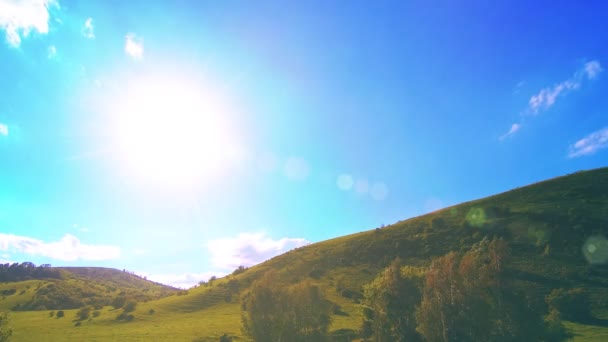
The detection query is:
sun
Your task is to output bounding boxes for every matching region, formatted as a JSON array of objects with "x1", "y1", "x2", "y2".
[{"x1": 109, "y1": 74, "x2": 242, "y2": 187}]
